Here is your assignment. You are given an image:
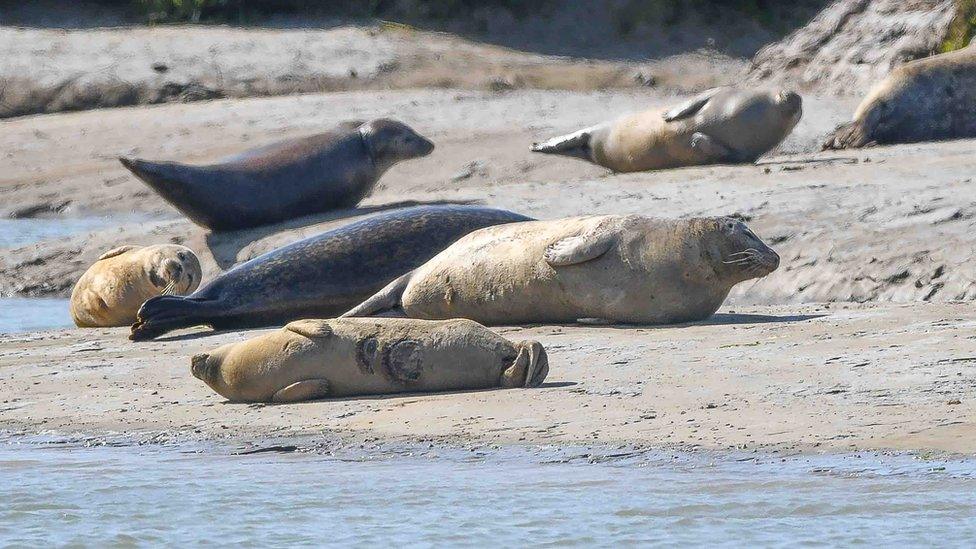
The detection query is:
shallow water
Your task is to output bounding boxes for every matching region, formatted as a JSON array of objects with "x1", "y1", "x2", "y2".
[
  {"x1": 0, "y1": 217, "x2": 117, "y2": 249},
  {"x1": 2, "y1": 443, "x2": 975, "y2": 546},
  {"x1": 0, "y1": 298, "x2": 73, "y2": 333}
]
